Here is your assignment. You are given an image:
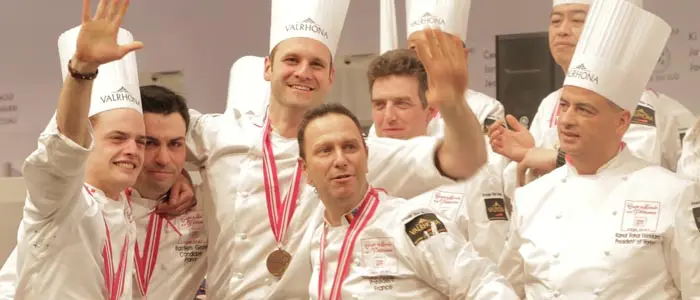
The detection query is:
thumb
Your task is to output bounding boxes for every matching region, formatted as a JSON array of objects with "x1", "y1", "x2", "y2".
[
  {"x1": 506, "y1": 115, "x2": 525, "y2": 131},
  {"x1": 117, "y1": 41, "x2": 144, "y2": 58}
]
